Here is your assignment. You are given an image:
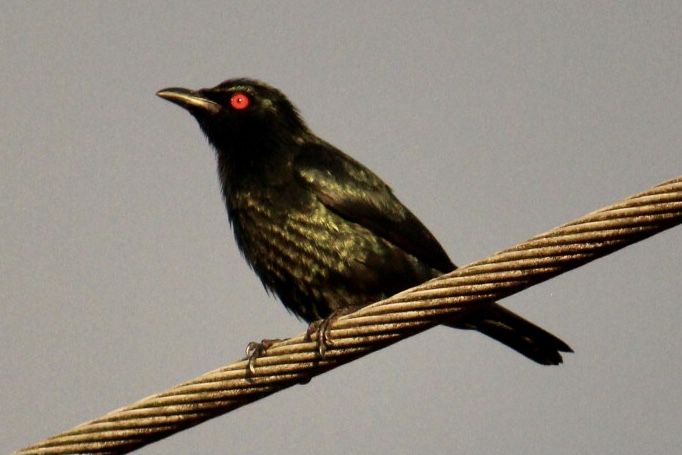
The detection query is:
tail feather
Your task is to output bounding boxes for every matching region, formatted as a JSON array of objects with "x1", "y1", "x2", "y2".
[{"x1": 446, "y1": 303, "x2": 572, "y2": 365}]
